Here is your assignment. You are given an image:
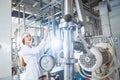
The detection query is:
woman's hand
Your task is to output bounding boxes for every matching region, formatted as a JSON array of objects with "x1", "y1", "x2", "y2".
[{"x1": 43, "y1": 27, "x2": 49, "y2": 41}]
